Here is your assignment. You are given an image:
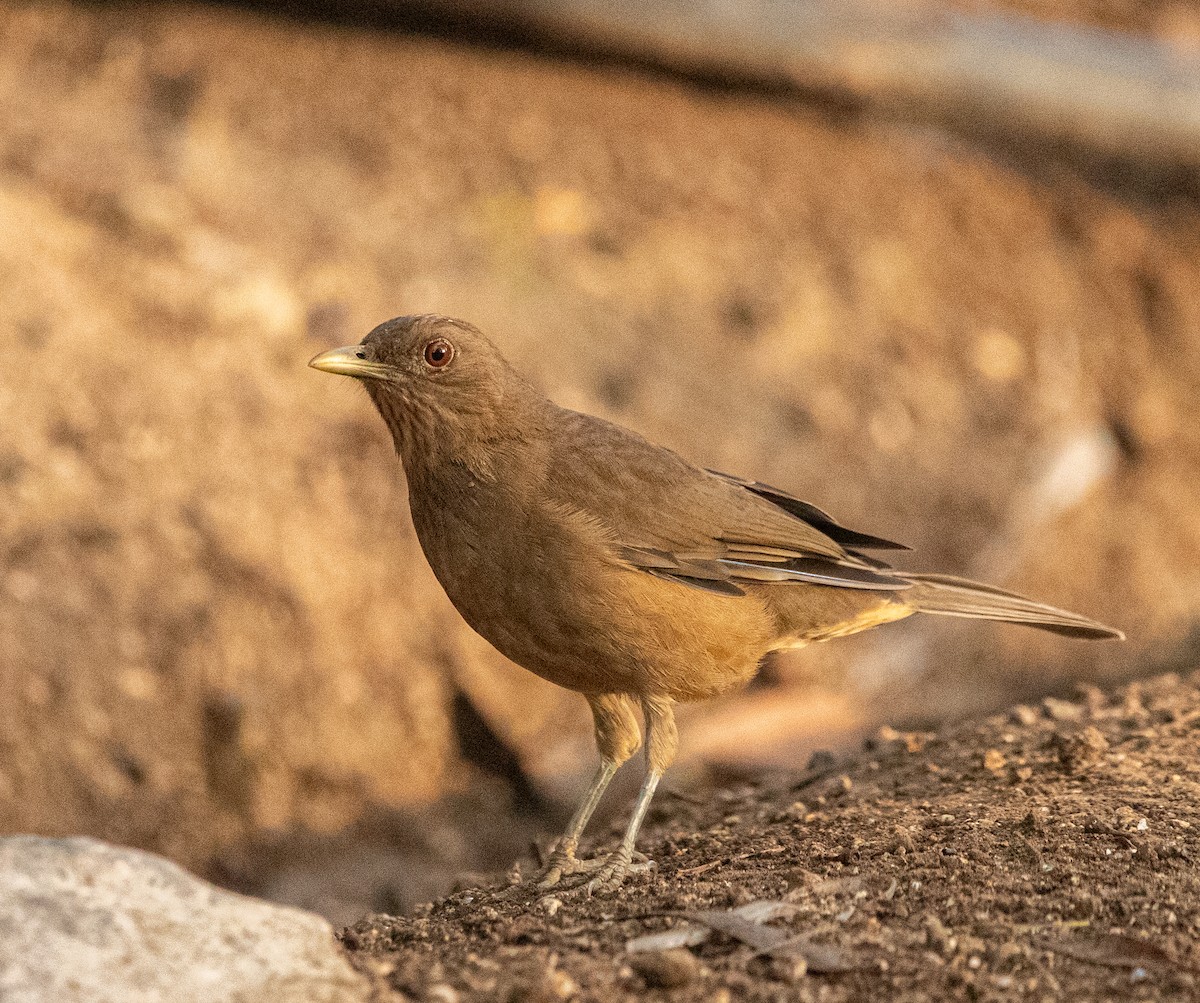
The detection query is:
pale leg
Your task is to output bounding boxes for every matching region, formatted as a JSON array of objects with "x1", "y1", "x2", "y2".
[
  {"x1": 583, "y1": 694, "x2": 678, "y2": 894},
  {"x1": 538, "y1": 692, "x2": 641, "y2": 888},
  {"x1": 537, "y1": 759, "x2": 617, "y2": 887}
]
